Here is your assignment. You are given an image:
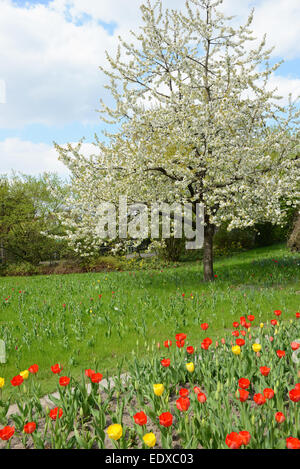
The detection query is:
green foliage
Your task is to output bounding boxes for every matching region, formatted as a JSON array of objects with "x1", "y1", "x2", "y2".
[
  {"x1": 80, "y1": 255, "x2": 125, "y2": 272},
  {"x1": 0, "y1": 173, "x2": 71, "y2": 266},
  {"x1": 214, "y1": 225, "x2": 255, "y2": 253},
  {"x1": 254, "y1": 207, "x2": 296, "y2": 248},
  {"x1": 3, "y1": 262, "x2": 39, "y2": 277},
  {"x1": 159, "y1": 238, "x2": 186, "y2": 262}
]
